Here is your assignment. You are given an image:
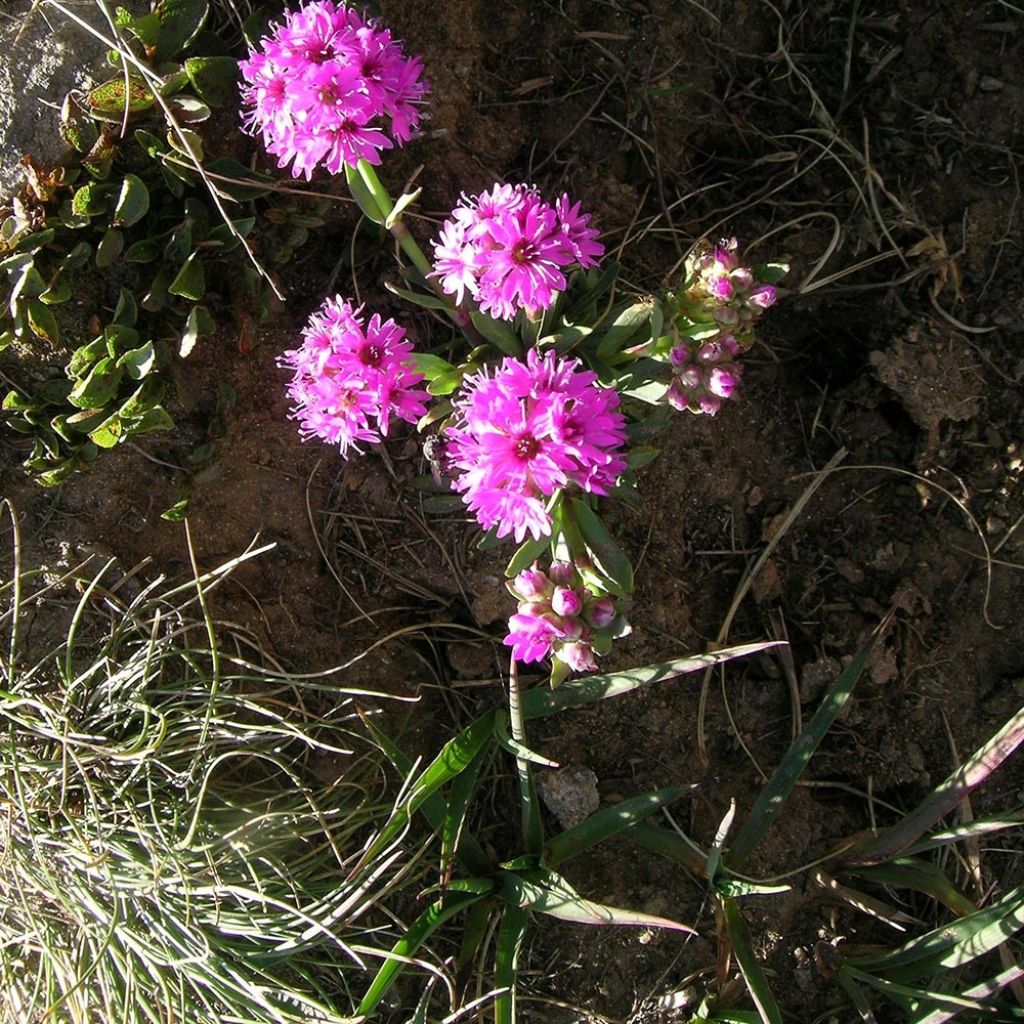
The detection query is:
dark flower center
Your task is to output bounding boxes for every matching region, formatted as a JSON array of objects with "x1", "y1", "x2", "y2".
[
  {"x1": 359, "y1": 343, "x2": 383, "y2": 367},
  {"x1": 514, "y1": 433, "x2": 539, "y2": 460},
  {"x1": 510, "y1": 241, "x2": 535, "y2": 266}
]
